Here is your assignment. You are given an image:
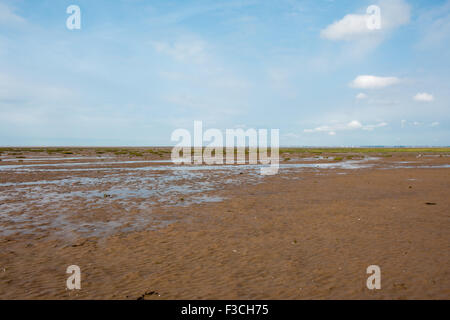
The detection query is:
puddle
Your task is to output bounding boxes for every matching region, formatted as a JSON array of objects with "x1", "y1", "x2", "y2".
[
  {"x1": 1, "y1": 155, "x2": 448, "y2": 239},
  {"x1": 382, "y1": 164, "x2": 450, "y2": 169},
  {"x1": 0, "y1": 162, "x2": 263, "y2": 238},
  {"x1": 0, "y1": 156, "x2": 114, "y2": 162},
  {"x1": 0, "y1": 159, "x2": 174, "y2": 170}
]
